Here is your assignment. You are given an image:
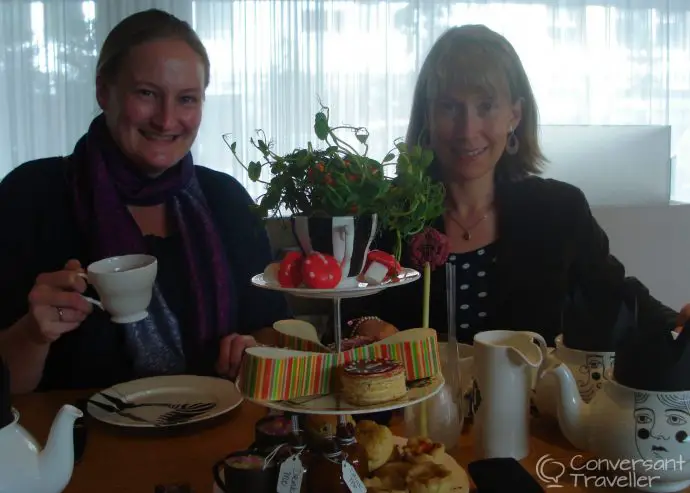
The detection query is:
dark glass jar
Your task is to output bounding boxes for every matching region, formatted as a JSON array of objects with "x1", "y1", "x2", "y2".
[
  {"x1": 254, "y1": 414, "x2": 294, "y2": 451},
  {"x1": 277, "y1": 432, "x2": 311, "y2": 493},
  {"x1": 306, "y1": 439, "x2": 351, "y2": 493},
  {"x1": 336, "y1": 421, "x2": 369, "y2": 479}
]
